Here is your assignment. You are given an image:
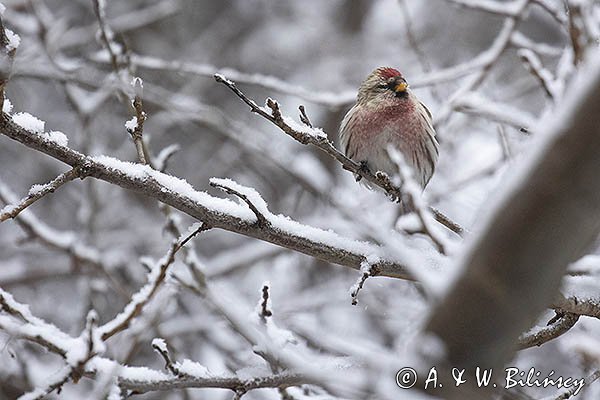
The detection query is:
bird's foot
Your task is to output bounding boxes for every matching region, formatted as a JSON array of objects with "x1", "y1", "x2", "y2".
[{"x1": 355, "y1": 161, "x2": 371, "y2": 181}]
